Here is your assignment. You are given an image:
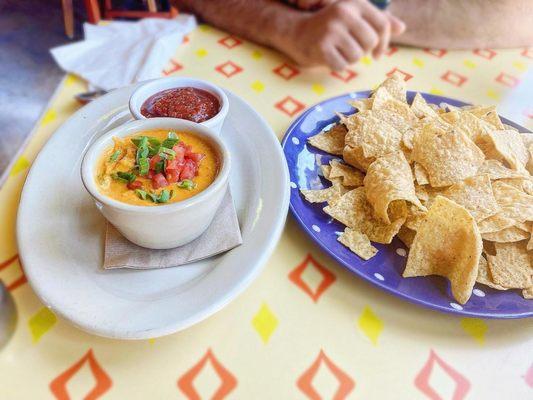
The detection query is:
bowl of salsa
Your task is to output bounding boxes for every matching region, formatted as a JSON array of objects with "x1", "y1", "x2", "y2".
[
  {"x1": 129, "y1": 77, "x2": 229, "y2": 134},
  {"x1": 81, "y1": 118, "x2": 231, "y2": 249}
]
